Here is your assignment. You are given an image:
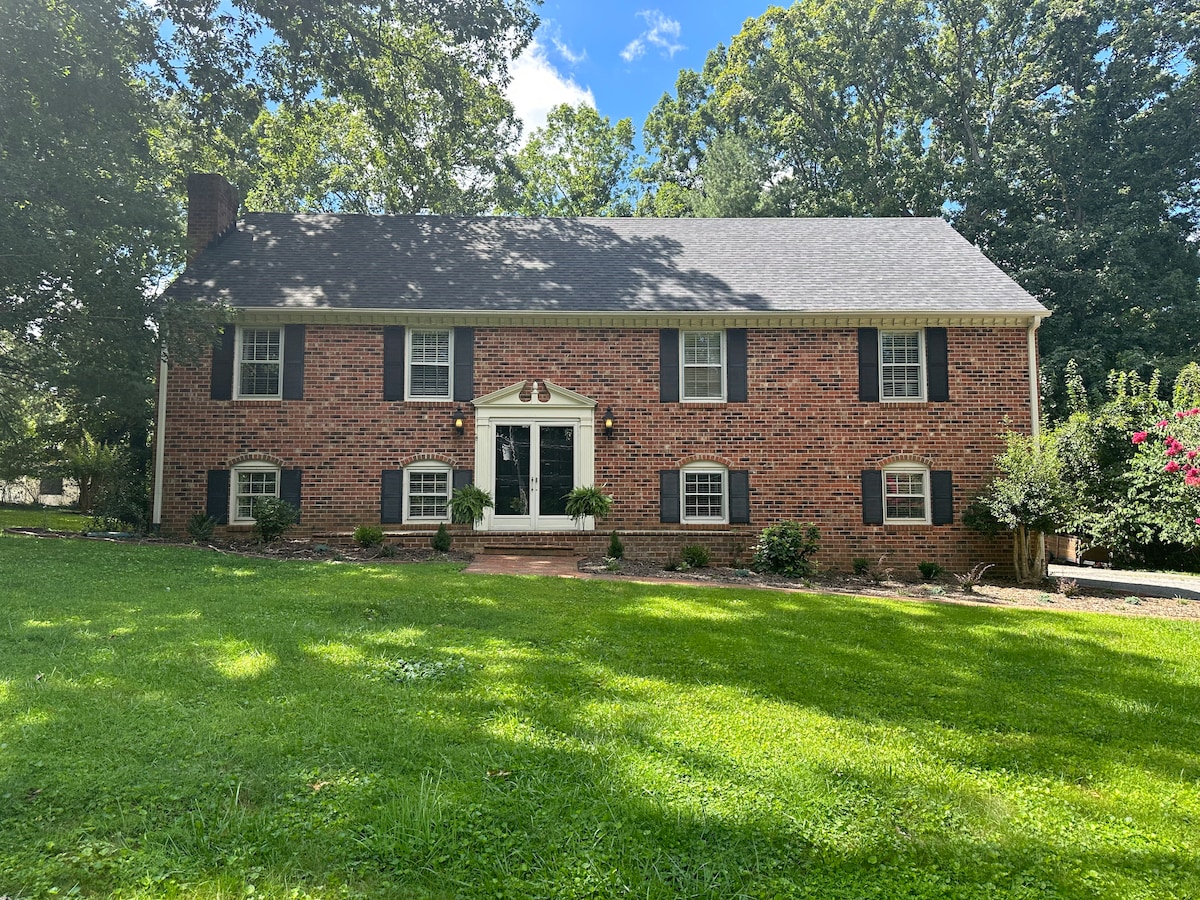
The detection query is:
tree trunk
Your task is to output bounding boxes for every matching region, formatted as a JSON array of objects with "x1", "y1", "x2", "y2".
[{"x1": 1012, "y1": 526, "x2": 1047, "y2": 584}]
